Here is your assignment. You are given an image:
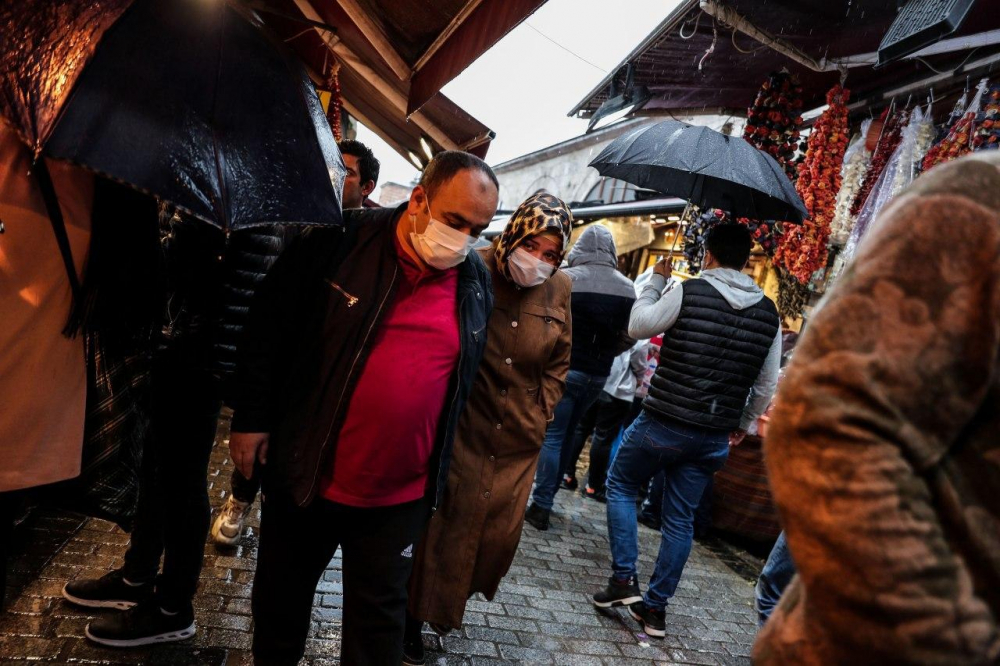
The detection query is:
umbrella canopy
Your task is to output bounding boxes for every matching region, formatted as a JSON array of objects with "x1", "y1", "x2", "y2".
[
  {"x1": 589, "y1": 120, "x2": 807, "y2": 223},
  {"x1": 0, "y1": 0, "x2": 345, "y2": 230}
]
